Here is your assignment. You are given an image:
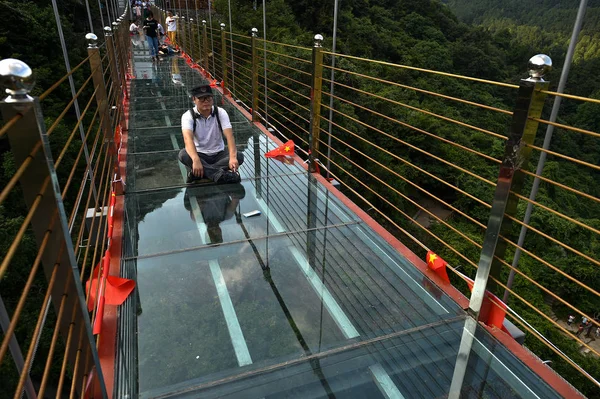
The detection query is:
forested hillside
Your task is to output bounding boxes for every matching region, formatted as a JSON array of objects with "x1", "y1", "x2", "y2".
[{"x1": 218, "y1": 0, "x2": 599, "y2": 395}]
